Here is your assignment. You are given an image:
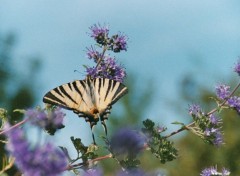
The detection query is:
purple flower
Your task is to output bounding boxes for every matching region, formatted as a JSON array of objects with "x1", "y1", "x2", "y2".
[
  {"x1": 110, "y1": 33, "x2": 128, "y2": 52},
  {"x1": 215, "y1": 84, "x2": 230, "y2": 100},
  {"x1": 89, "y1": 24, "x2": 109, "y2": 45},
  {"x1": 234, "y1": 60, "x2": 240, "y2": 76},
  {"x1": 25, "y1": 109, "x2": 48, "y2": 128},
  {"x1": 25, "y1": 107, "x2": 65, "y2": 135},
  {"x1": 200, "y1": 166, "x2": 230, "y2": 176},
  {"x1": 110, "y1": 128, "x2": 145, "y2": 157},
  {"x1": 209, "y1": 114, "x2": 221, "y2": 125},
  {"x1": 86, "y1": 46, "x2": 101, "y2": 63},
  {"x1": 104, "y1": 57, "x2": 126, "y2": 82},
  {"x1": 4, "y1": 124, "x2": 68, "y2": 176},
  {"x1": 156, "y1": 125, "x2": 166, "y2": 133},
  {"x1": 86, "y1": 57, "x2": 126, "y2": 82},
  {"x1": 227, "y1": 96, "x2": 240, "y2": 113},
  {"x1": 188, "y1": 104, "x2": 202, "y2": 116},
  {"x1": 204, "y1": 127, "x2": 224, "y2": 147}
]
